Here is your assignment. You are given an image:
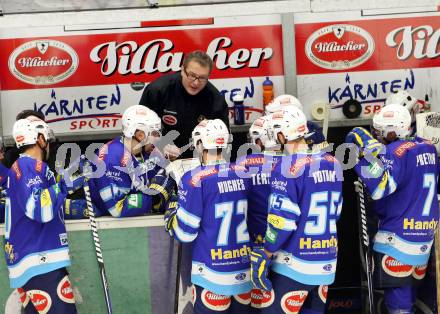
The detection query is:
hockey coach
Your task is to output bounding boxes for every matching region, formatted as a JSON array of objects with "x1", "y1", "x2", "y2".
[{"x1": 139, "y1": 50, "x2": 229, "y2": 160}]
